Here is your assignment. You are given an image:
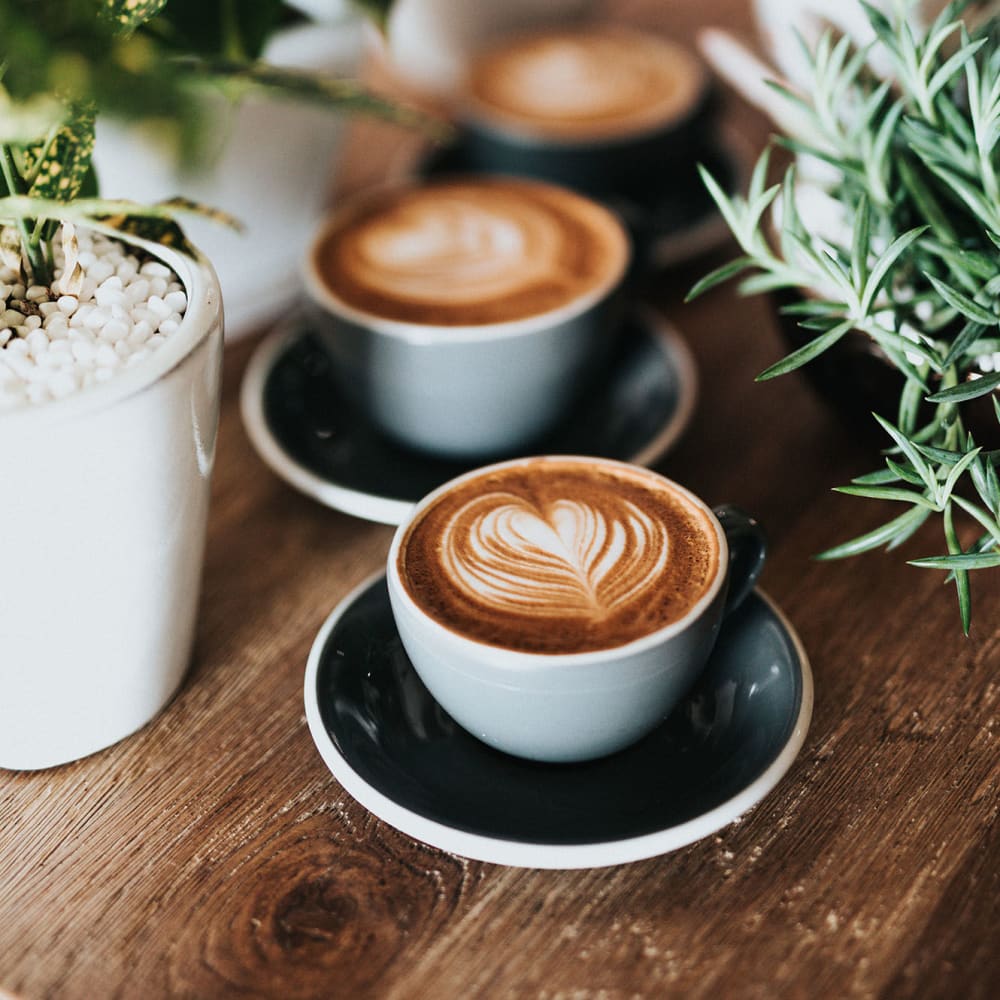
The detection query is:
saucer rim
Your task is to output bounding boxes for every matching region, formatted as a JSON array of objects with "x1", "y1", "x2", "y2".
[
  {"x1": 240, "y1": 305, "x2": 698, "y2": 525},
  {"x1": 303, "y1": 572, "x2": 814, "y2": 870}
]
